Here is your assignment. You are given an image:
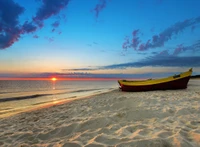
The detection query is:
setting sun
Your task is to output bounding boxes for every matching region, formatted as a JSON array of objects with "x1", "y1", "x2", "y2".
[{"x1": 51, "y1": 77, "x2": 57, "y2": 81}]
